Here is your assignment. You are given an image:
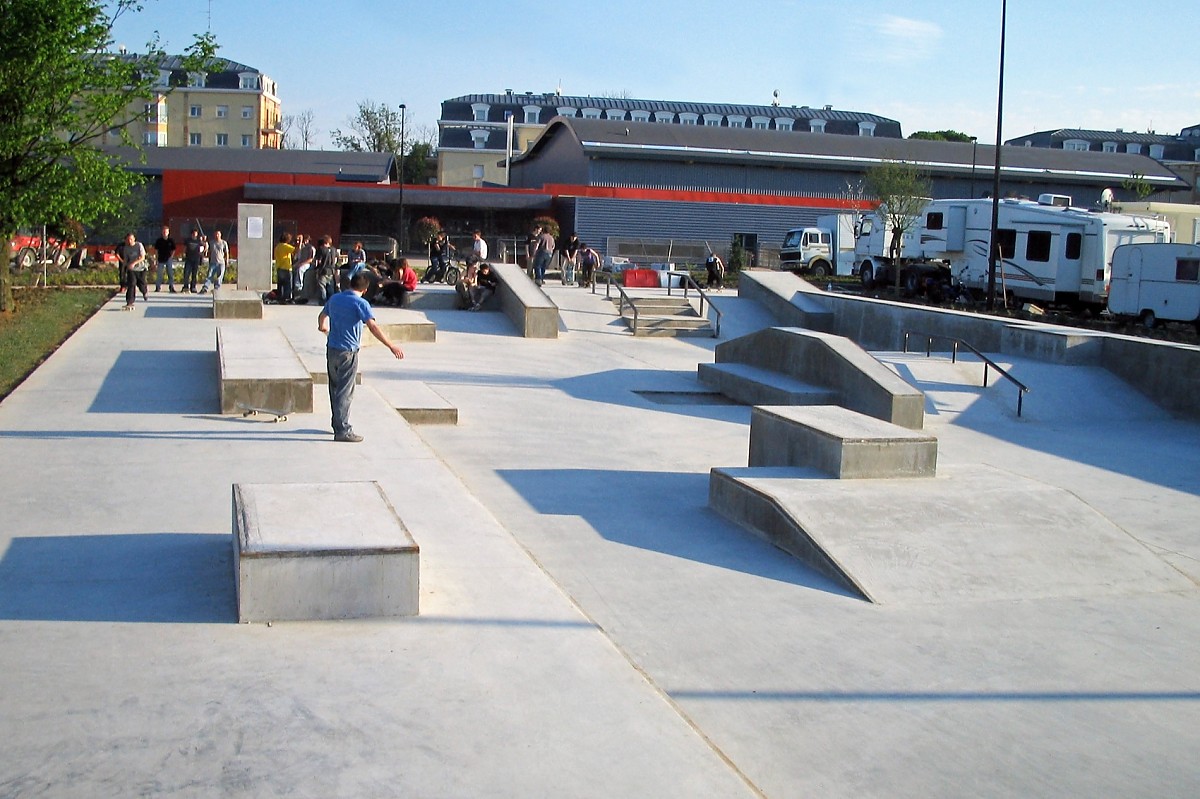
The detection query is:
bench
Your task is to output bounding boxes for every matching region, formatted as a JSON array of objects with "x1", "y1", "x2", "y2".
[
  {"x1": 216, "y1": 325, "x2": 313, "y2": 415},
  {"x1": 748, "y1": 405, "x2": 937, "y2": 478},
  {"x1": 213, "y1": 288, "x2": 263, "y2": 319},
  {"x1": 233, "y1": 481, "x2": 420, "y2": 622},
  {"x1": 493, "y1": 263, "x2": 560, "y2": 338}
]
